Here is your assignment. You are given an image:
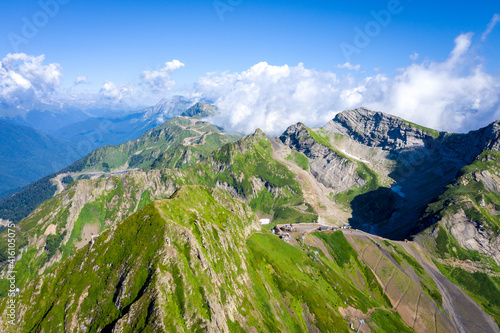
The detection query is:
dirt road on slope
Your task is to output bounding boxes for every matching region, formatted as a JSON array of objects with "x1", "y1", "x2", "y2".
[
  {"x1": 342, "y1": 229, "x2": 499, "y2": 333},
  {"x1": 270, "y1": 138, "x2": 350, "y2": 226},
  {"x1": 401, "y1": 242, "x2": 500, "y2": 333}
]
